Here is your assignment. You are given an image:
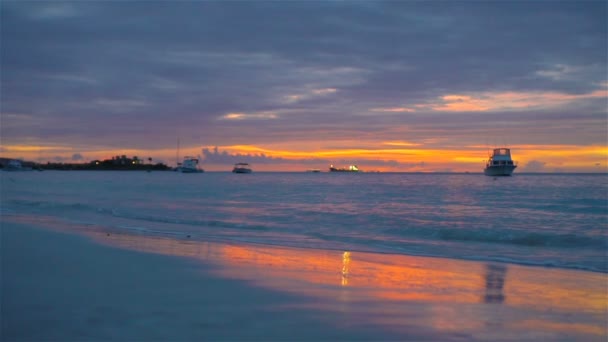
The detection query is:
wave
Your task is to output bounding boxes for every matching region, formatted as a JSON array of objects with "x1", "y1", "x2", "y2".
[
  {"x1": 5, "y1": 198, "x2": 606, "y2": 273},
  {"x1": 9, "y1": 198, "x2": 606, "y2": 250},
  {"x1": 6, "y1": 199, "x2": 272, "y2": 232},
  {"x1": 382, "y1": 226, "x2": 606, "y2": 250}
]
